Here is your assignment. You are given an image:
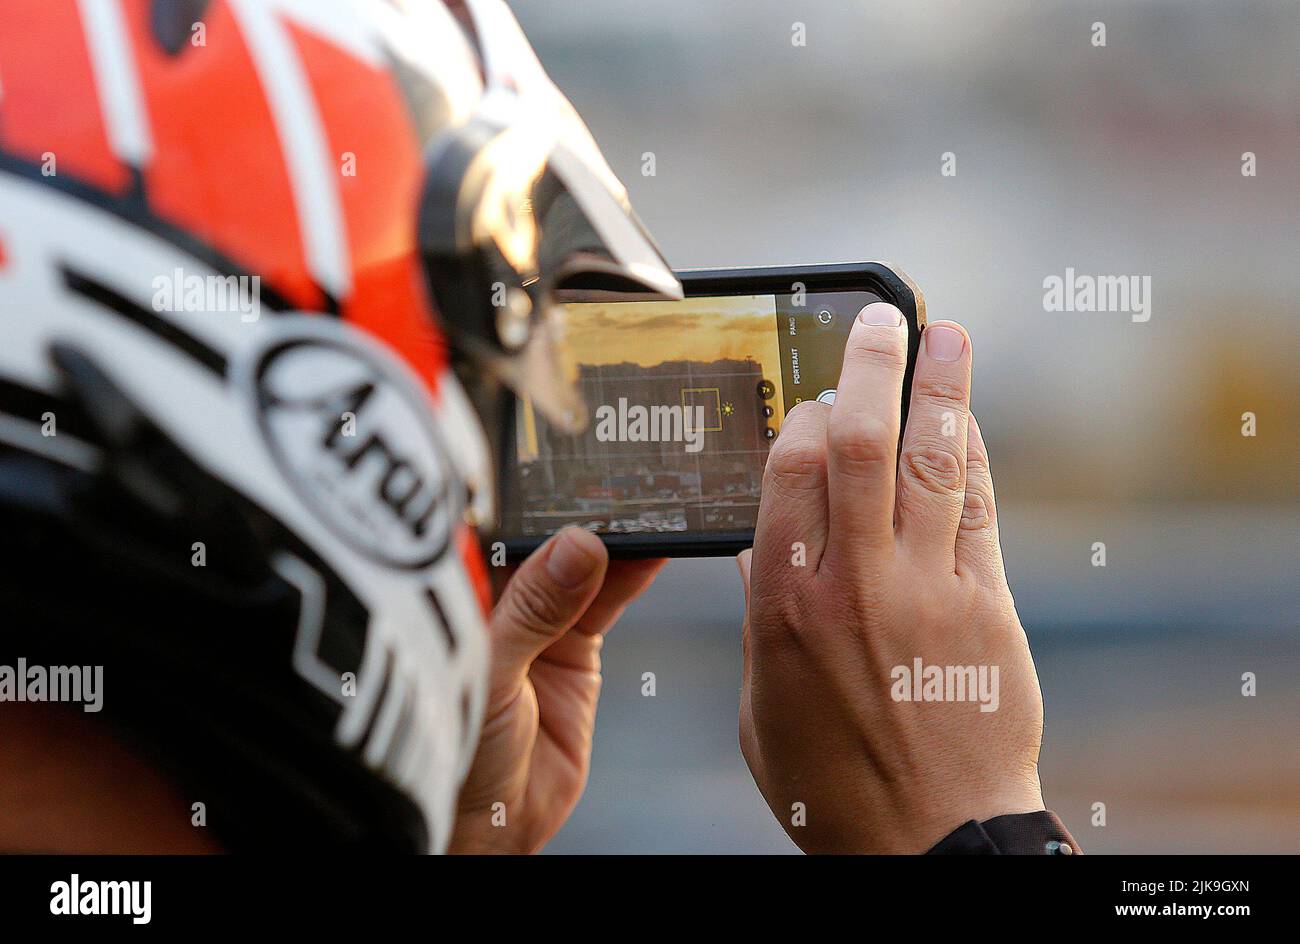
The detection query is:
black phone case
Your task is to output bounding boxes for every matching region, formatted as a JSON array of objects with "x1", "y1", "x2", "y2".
[{"x1": 502, "y1": 262, "x2": 926, "y2": 559}]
